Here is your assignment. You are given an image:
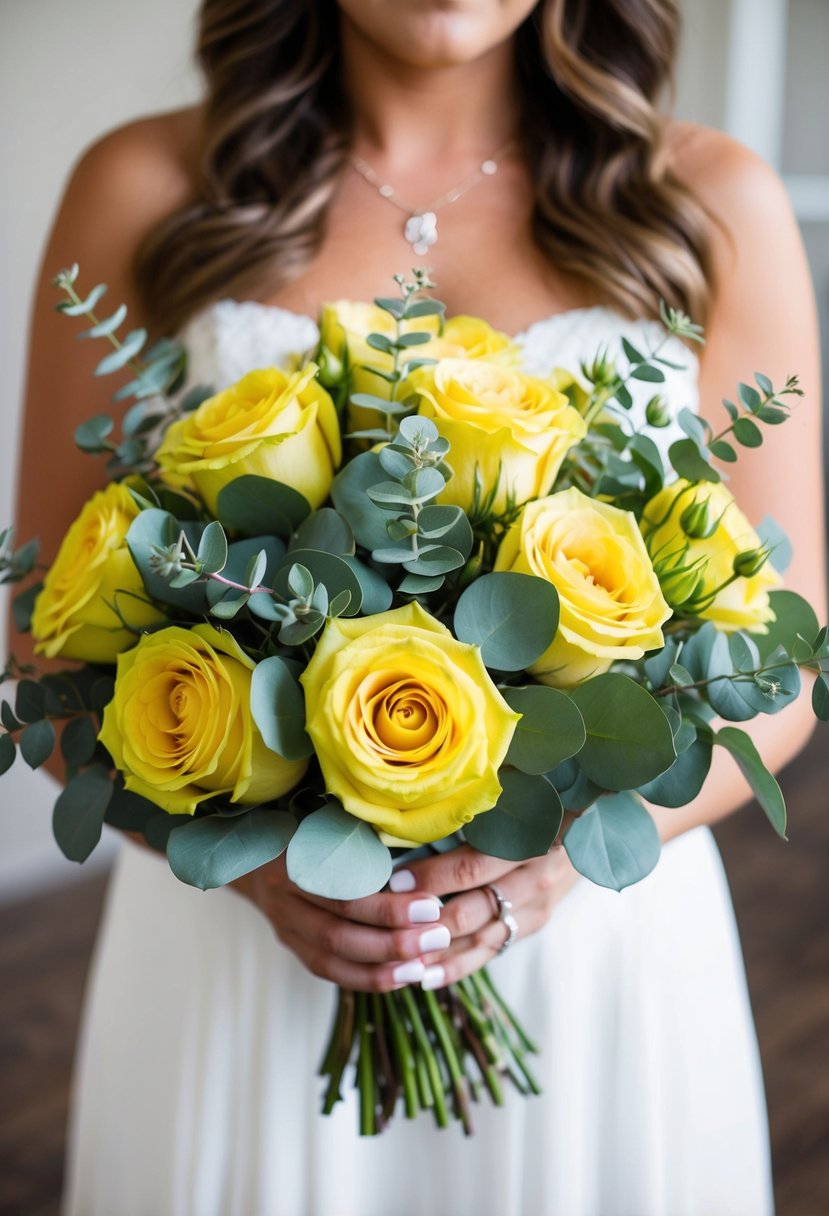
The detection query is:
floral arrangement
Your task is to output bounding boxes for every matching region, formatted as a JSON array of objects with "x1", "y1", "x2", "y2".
[{"x1": 2, "y1": 266, "x2": 827, "y2": 1136}]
